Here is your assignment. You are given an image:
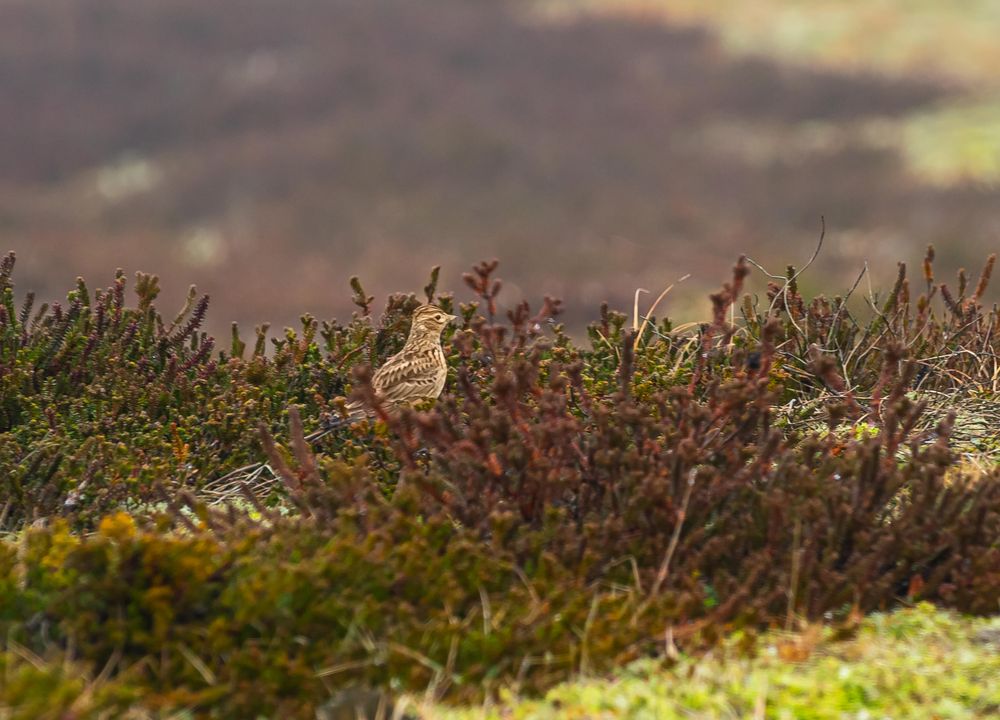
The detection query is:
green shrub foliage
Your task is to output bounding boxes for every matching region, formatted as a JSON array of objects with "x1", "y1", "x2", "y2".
[
  {"x1": 0, "y1": 249, "x2": 998, "y2": 717},
  {"x1": 0, "y1": 251, "x2": 432, "y2": 525}
]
